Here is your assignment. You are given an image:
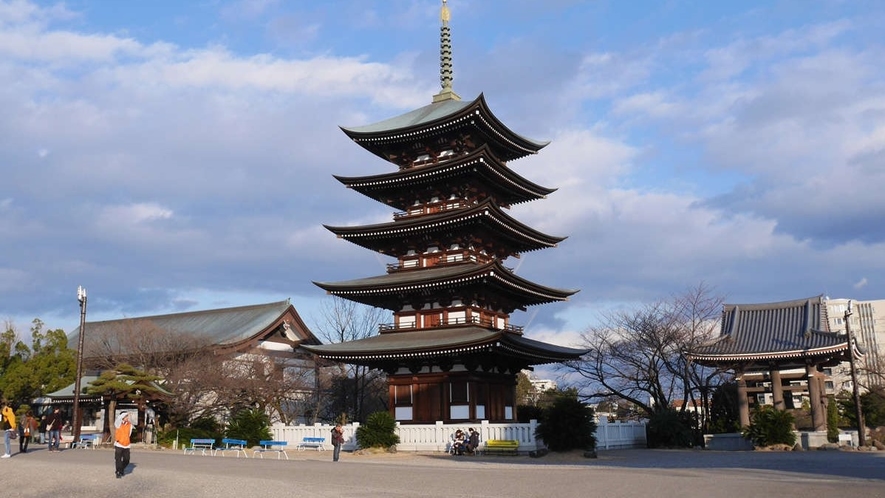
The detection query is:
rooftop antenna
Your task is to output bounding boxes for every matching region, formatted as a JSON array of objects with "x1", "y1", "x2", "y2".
[{"x1": 432, "y1": 0, "x2": 461, "y2": 103}]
